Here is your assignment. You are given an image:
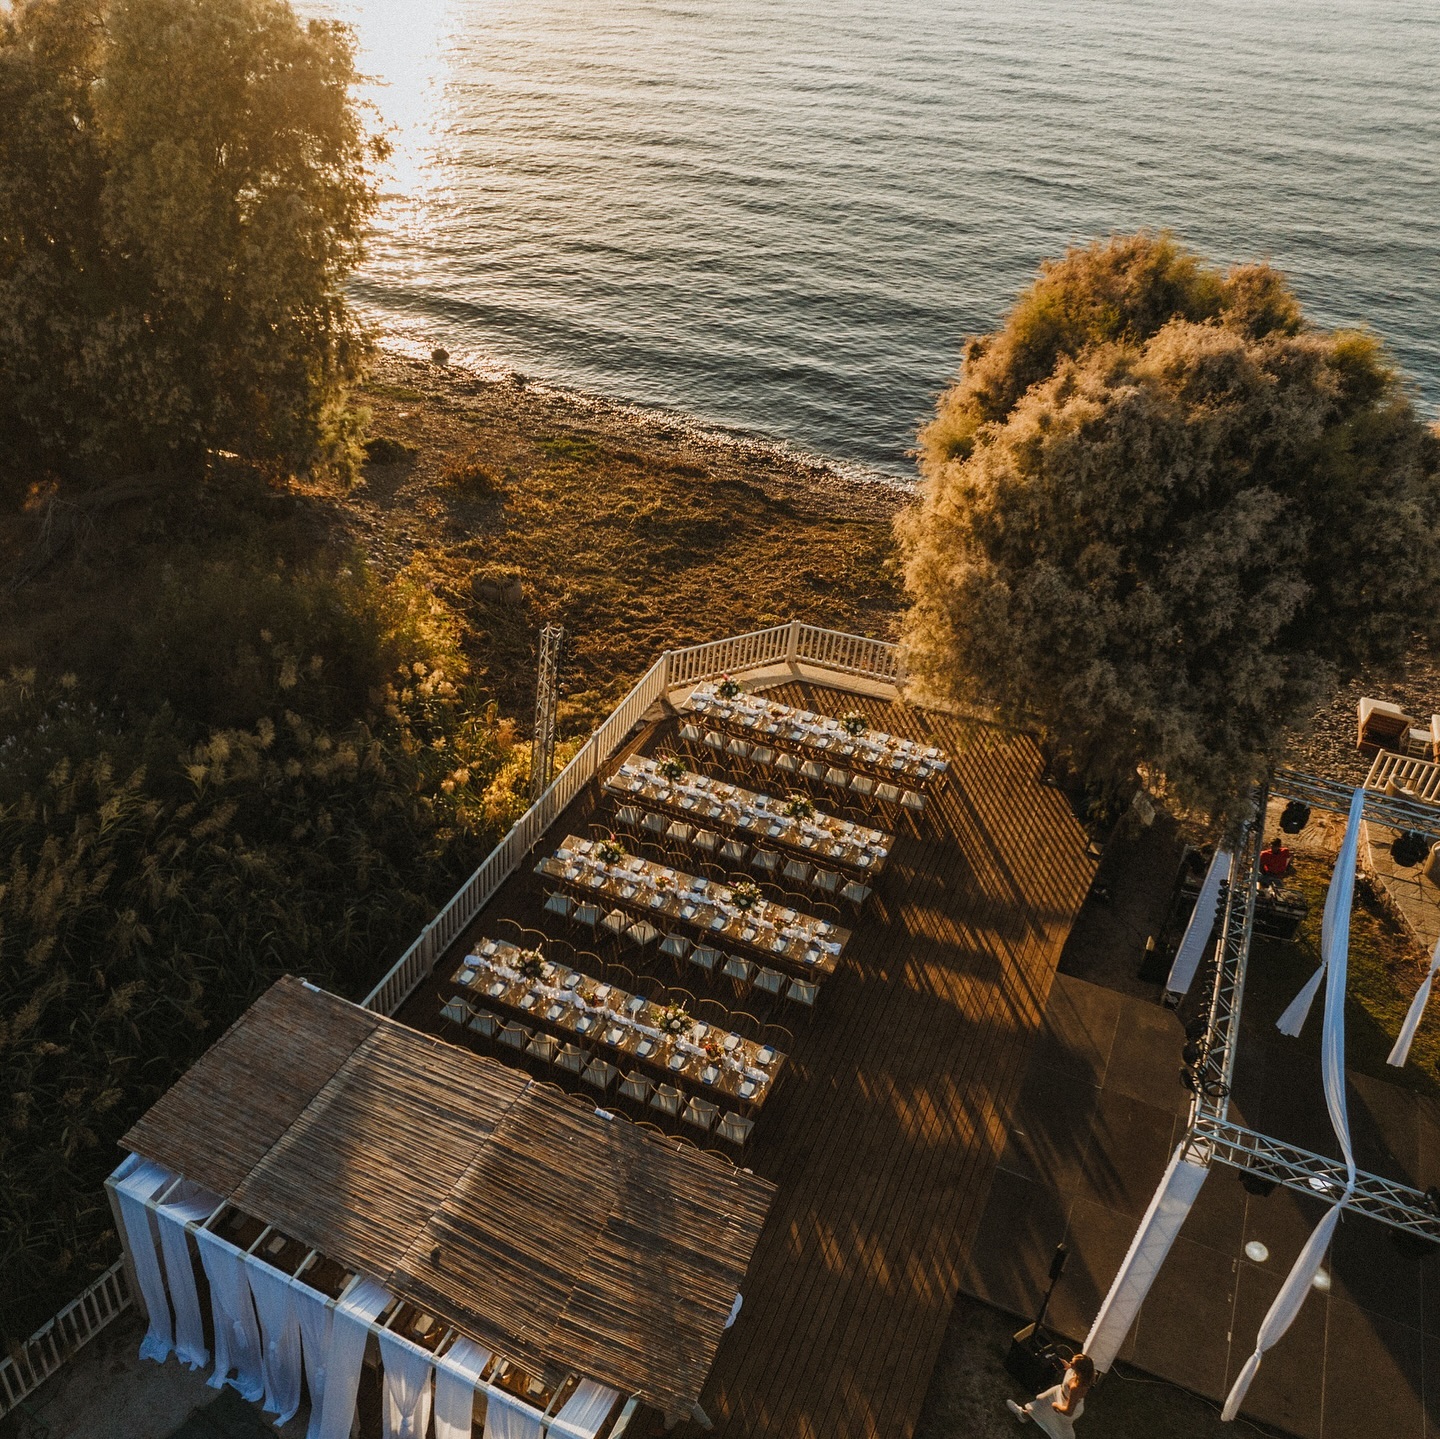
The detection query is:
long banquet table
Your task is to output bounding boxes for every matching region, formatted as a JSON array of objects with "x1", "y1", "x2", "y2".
[
  {"x1": 536, "y1": 835, "x2": 849, "y2": 977},
  {"x1": 450, "y1": 939, "x2": 785, "y2": 1111},
  {"x1": 685, "y1": 681, "x2": 949, "y2": 786},
  {"x1": 604, "y1": 755, "x2": 891, "y2": 876}
]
